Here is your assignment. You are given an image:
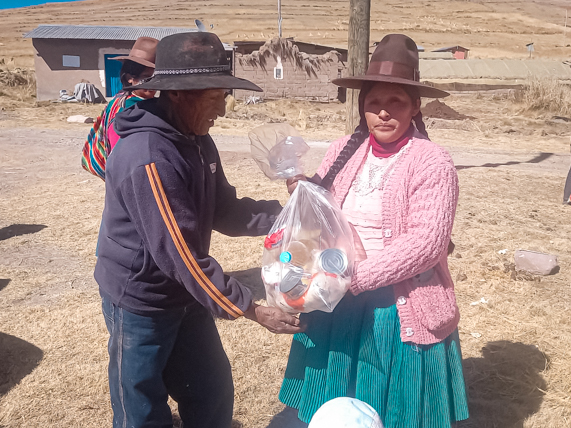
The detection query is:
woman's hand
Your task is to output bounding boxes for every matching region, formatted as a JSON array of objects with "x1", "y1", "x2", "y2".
[
  {"x1": 286, "y1": 174, "x2": 308, "y2": 195},
  {"x1": 244, "y1": 303, "x2": 305, "y2": 334}
]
